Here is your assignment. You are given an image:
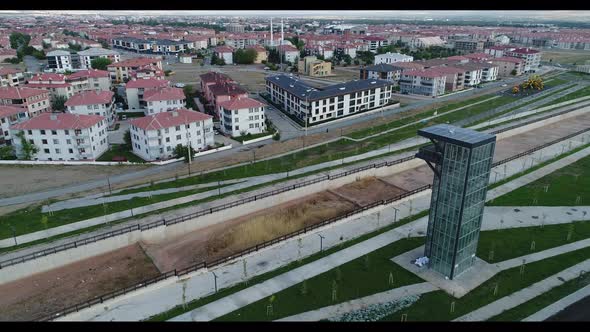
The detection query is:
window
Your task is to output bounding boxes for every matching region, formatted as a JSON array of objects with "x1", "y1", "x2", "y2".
[
  {"x1": 51, "y1": 130, "x2": 57, "y2": 135},
  {"x1": 175, "y1": 126, "x2": 180, "y2": 131},
  {"x1": 65, "y1": 130, "x2": 69, "y2": 135},
  {"x1": 53, "y1": 139, "x2": 59, "y2": 144},
  {"x1": 176, "y1": 135, "x2": 181, "y2": 140},
  {"x1": 235, "y1": 125, "x2": 239, "y2": 130},
  {"x1": 68, "y1": 149, "x2": 73, "y2": 153},
  {"x1": 44, "y1": 148, "x2": 50, "y2": 153},
  {"x1": 166, "y1": 137, "x2": 170, "y2": 142},
  {"x1": 87, "y1": 105, "x2": 93, "y2": 110},
  {"x1": 42, "y1": 139, "x2": 48, "y2": 144},
  {"x1": 40, "y1": 130, "x2": 46, "y2": 135},
  {"x1": 27, "y1": 130, "x2": 32, "y2": 135},
  {"x1": 165, "y1": 128, "x2": 169, "y2": 134},
  {"x1": 55, "y1": 148, "x2": 61, "y2": 154}
]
